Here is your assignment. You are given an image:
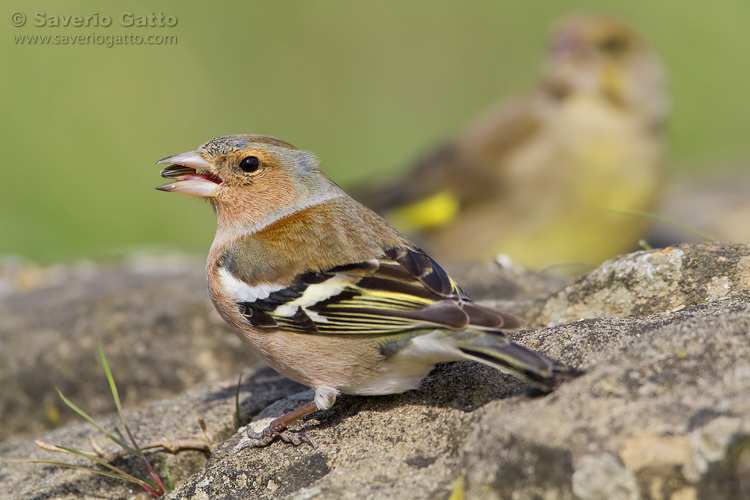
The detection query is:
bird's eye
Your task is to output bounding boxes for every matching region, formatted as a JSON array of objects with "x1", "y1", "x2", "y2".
[
  {"x1": 598, "y1": 37, "x2": 627, "y2": 54},
  {"x1": 239, "y1": 156, "x2": 260, "y2": 173}
]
